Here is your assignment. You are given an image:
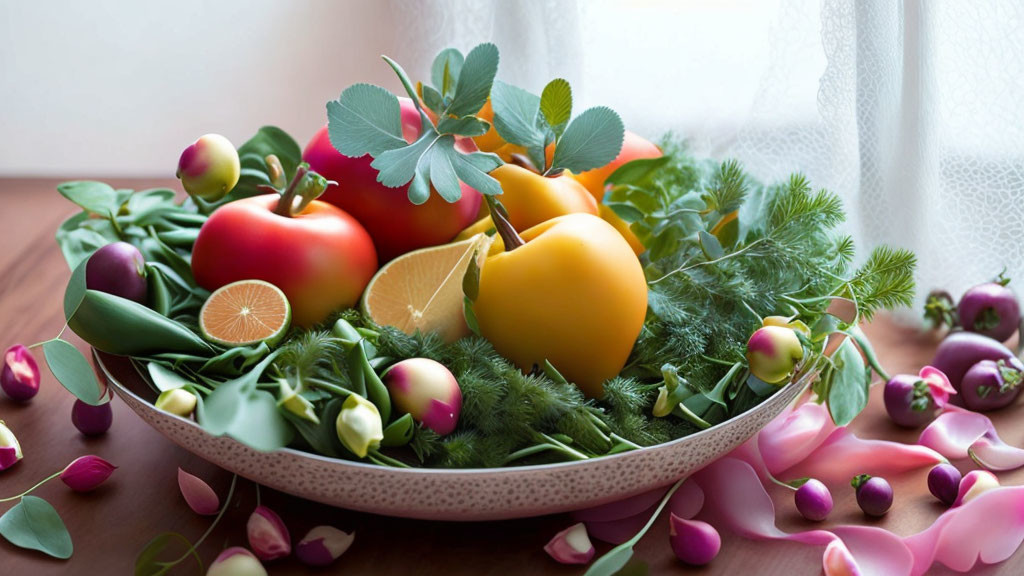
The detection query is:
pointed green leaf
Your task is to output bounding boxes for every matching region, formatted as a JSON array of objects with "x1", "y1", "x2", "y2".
[
  {"x1": 327, "y1": 83, "x2": 406, "y2": 158},
  {"x1": 431, "y1": 48, "x2": 464, "y2": 97},
  {"x1": 490, "y1": 80, "x2": 544, "y2": 148},
  {"x1": 429, "y1": 140, "x2": 463, "y2": 203},
  {"x1": 147, "y1": 362, "x2": 192, "y2": 392},
  {"x1": 463, "y1": 296, "x2": 480, "y2": 336},
  {"x1": 436, "y1": 116, "x2": 490, "y2": 137},
  {"x1": 57, "y1": 181, "x2": 119, "y2": 216},
  {"x1": 540, "y1": 78, "x2": 572, "y2": 136},
  {"x1": 451, "y1": 151, "x2": 504, "y2": 197},
  {"x1": 371, "y1": 131, "x2": 439, "y2": 188},
  {"x1": 382, "y1": 55, "x2": 425, "y2": 112},
  {"x1": 63, "y1": 257, "x2": 89, "y2": 321},
  {"x1": 236, "y1": 126, "x2": 302, "y2": 180},
  {"x1": 462, "y1": 249, "x2": 481, "y2": 301},
  {"x1": 827, "y1": 337, "x2": 869, "y2": 426},
  {"x1": 135, "y1": 531, "x2": 202, "y2": 576},
  {"x1": 0, "y1": 496, "x2": 73, "y2": 559},
  {"x1": 606, "y1": 156, "x2": 671, "y2": 187},
  {"x1": 381, "y1": 413, "x2": 415, "y2": 447},
  {"x1": 698, "y1": 230, "x2": 725, "y2": 260},
  {"x1": 550, "y1": 106, "x2": 624, "y2": 174},
  {"x1": 421, "y1": 84, "x2": 444, "y2": 115},
  {"x1": 43, "y1": 338, "x2": 103, "y2": 405},
  {"x1": 446, "y1": 43, "x2": 499, "y2": 117}
]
